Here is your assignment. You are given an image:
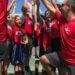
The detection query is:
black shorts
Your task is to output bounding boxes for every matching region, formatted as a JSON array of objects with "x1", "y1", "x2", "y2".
[
  {"x1": 6, "y1": 40, "x2": 13, "y2": 60},
  {"x1": 46, "y1": 52, "x2": 75, "y2": 75},
  {"x1": 51, "y1": 38, "x2": 61, "y2": 52},
  {"x1": 0, "y1": 41, "x2": 8, "y2": 61}
]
